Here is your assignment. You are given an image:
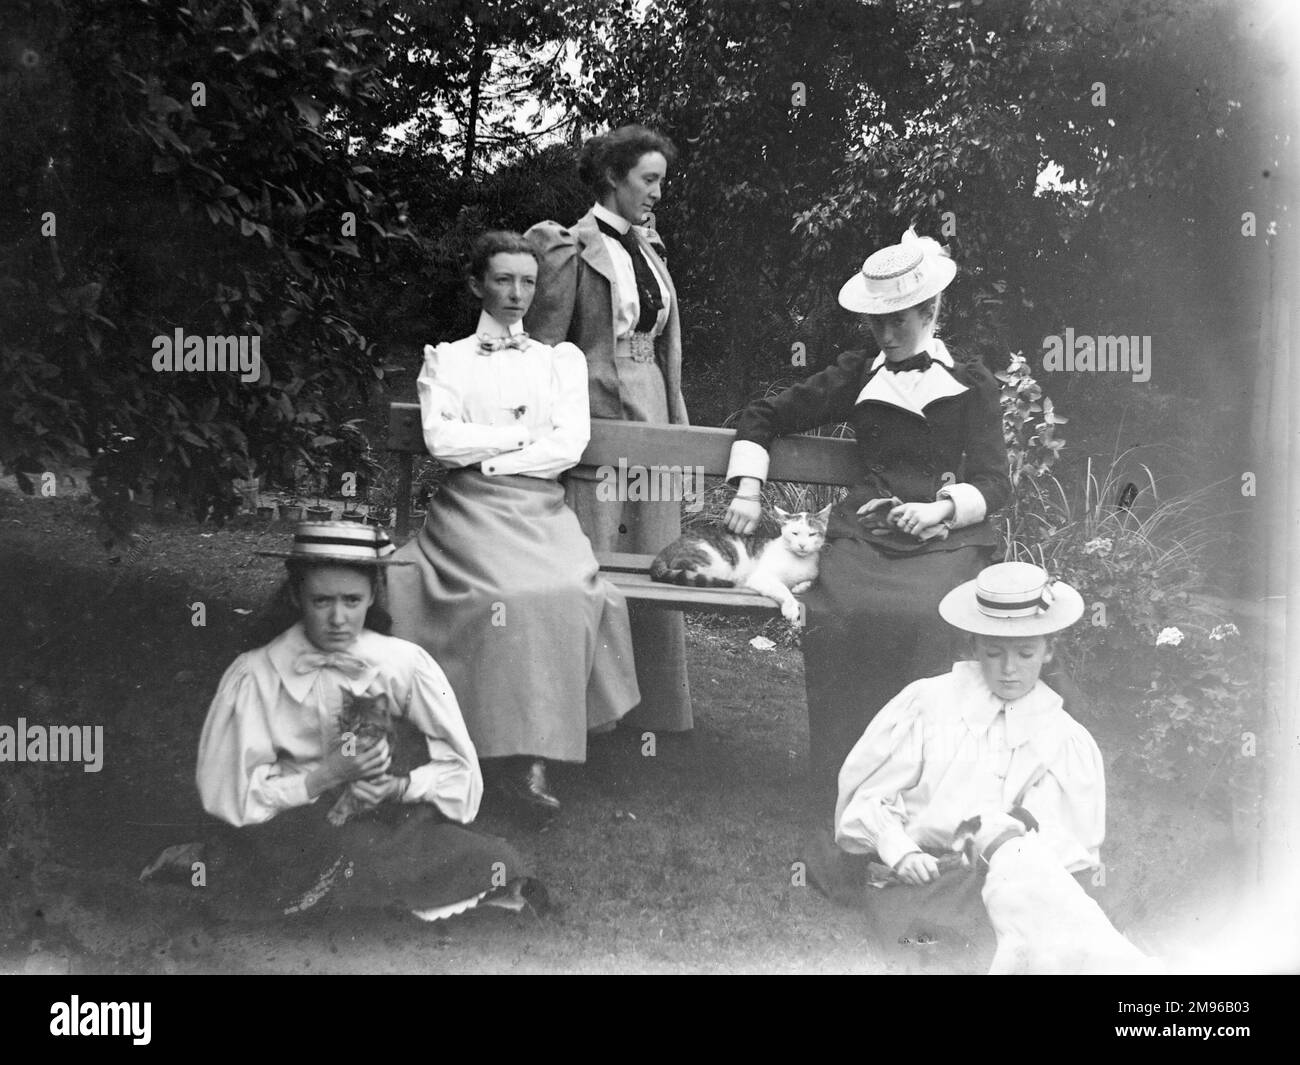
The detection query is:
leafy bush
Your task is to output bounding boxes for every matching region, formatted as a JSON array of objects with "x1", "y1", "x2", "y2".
[{"x1": 997, "y1": 361, "x2": 1264, "y2": 808}]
